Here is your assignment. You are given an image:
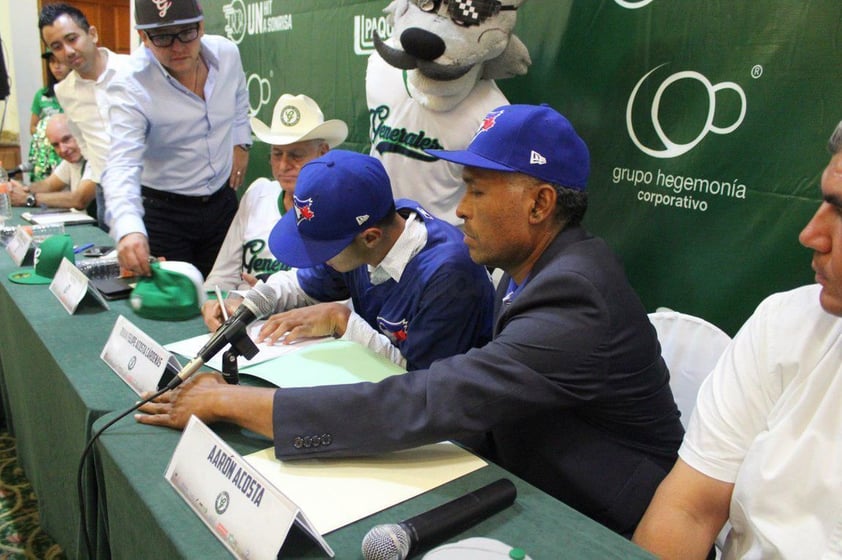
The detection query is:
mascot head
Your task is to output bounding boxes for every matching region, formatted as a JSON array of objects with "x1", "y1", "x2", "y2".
[{"x1": 374, "y1": 0, "x2": 531, "y2": 112}]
